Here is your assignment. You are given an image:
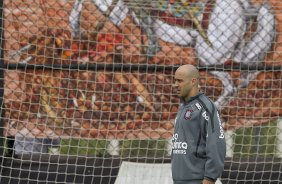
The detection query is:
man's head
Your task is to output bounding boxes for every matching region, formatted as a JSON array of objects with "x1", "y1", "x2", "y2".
[{"x1": 174, "y1": 64, "x2": 199, "y2": 101}]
